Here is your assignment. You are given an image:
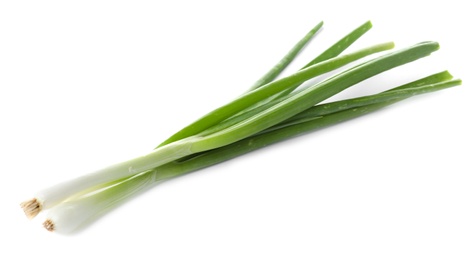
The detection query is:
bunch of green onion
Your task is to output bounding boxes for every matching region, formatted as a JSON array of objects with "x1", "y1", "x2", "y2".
[{"x1": 21, "y1": 21, "x2": 462, "y2": 234}]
